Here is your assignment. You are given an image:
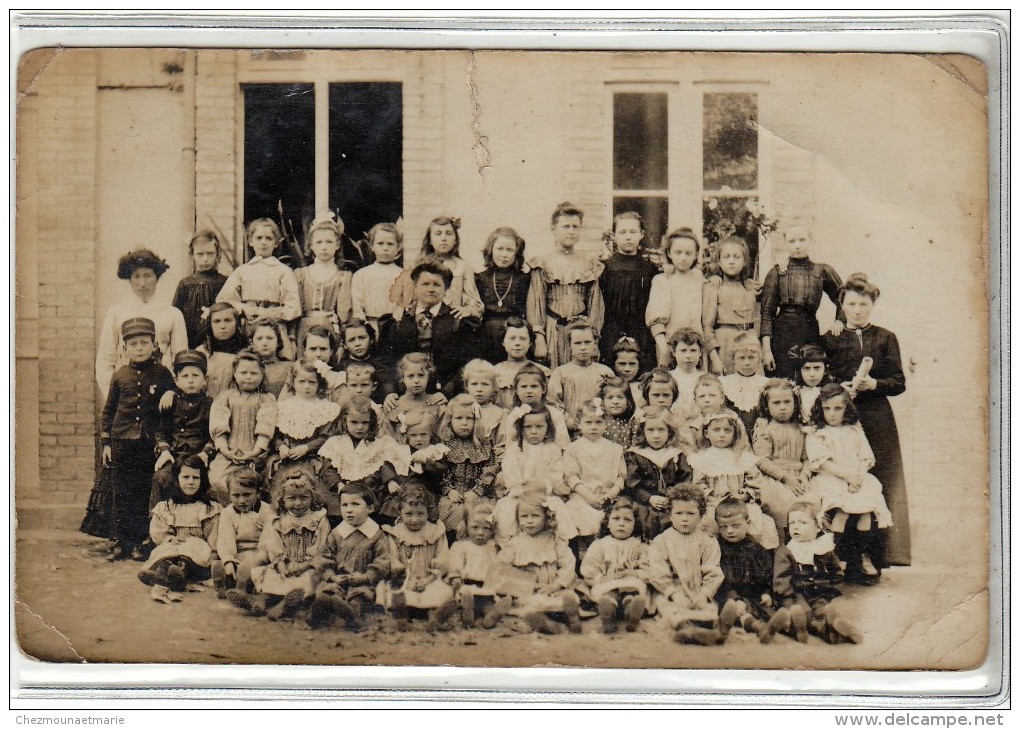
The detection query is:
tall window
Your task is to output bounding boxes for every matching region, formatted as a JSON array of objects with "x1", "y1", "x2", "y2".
[
  {"x1": 242, "y1": 81, "x2": 403, "y2": 261},
  {"x1": 242, "y1": 84, "x2": 315, "y2": 244},
  {"x1": 701, "y1": 91, "x2": 762, "y2": 272},
  {"x1": 328, "y1": 83, "x2": 403, "y2": 245},
  {"x1": 609, "y1": 85, "x2": 765, "y2": 269},
  {"x1": 612, "y1": 92, "x2": 669, "y2": 247}
]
